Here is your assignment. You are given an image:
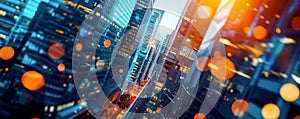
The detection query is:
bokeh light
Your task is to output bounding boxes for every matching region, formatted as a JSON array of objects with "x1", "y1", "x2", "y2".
[
  {"x1": 21, "y1": 71, "x2": 45, "y2": 91},
  {"x1": 280, "y1": 83, "x2": 299, "y2": 102},
  {"x1": 194, "y1": 113, "x2": 206, "y2": 119},
  {"x1": 261, "y1": 103, "x2": 280, "y2": 119},
  {"x1": 291, "y1": 17, "x2": 300, "y2": 30},
  {"x1": 104, "y1": 39, "x2": 112, "y2": 48},
  {"x1": 209, "y1": 56, "x2": 235, "y2": 80},
  {"x1": 276, "y1": 28, "x2": 281, "y2": 34},
  {"x1": 243, "y1": 27, "x2": 250, "y2": 34},
  {"x1": 253, "y1": 26, "x2": 267, "y2": 40},
  {"x1": 57, "y1": 63, "x2": 65, "y2": 72},
  {"x1": 196, "y1": 56, "x2": 210, "y2": 71},
  {"x1": 75, "y1": 43, "x2": 83, "y2": 51},
  {"x1": 48, "y1": 43, "x2": 65, "y2": 59},
  {"x1": 119, "y1": 68, "x2": 124, "y2": 73},
  {"x1": 231, "y1": 99, "x2": 249, "y2": 117},
  {"x1": 96, "y1": 60, "x2": 105, "y2": 69},
  {"x1": 0, "y1": 46, "x2": 15, "y2": 60}
]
